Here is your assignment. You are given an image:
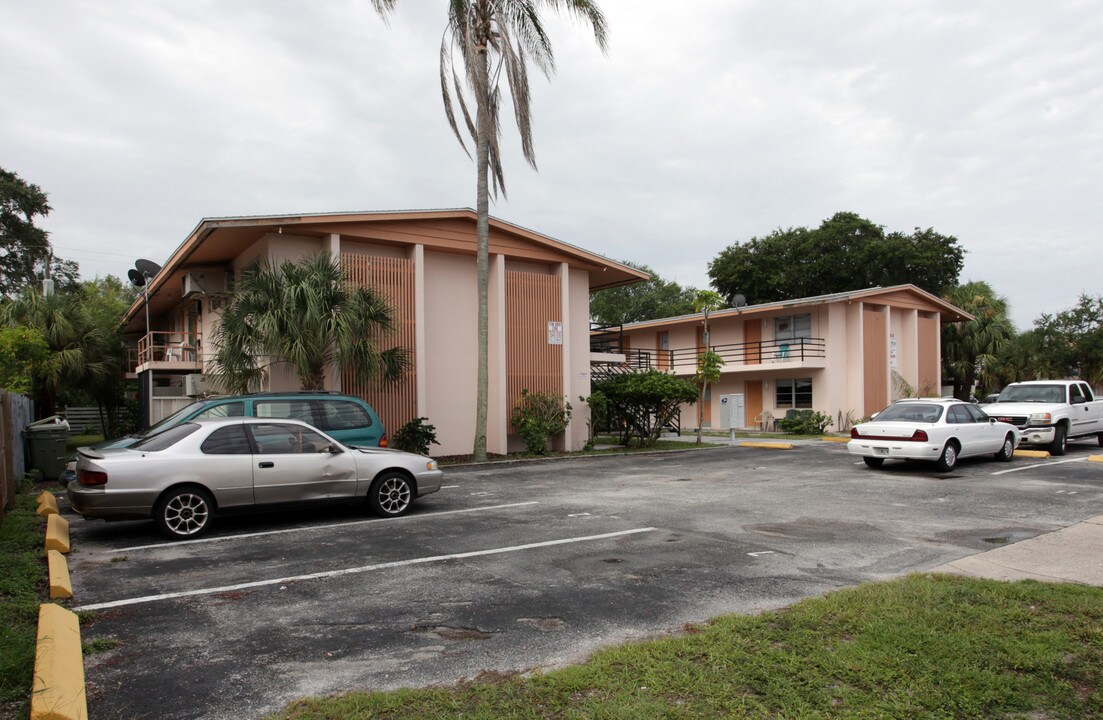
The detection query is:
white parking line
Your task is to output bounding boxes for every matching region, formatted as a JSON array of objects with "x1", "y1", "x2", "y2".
[
  {"x1": 990, "y1": 457, "x2": 1087, "y2": 476},
  {"x1": 74, "y1": 527, "x2": 657, "y2": 612},
  {"x1": 109, "y1": 502, "x2": 541, "y2": 553}
]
